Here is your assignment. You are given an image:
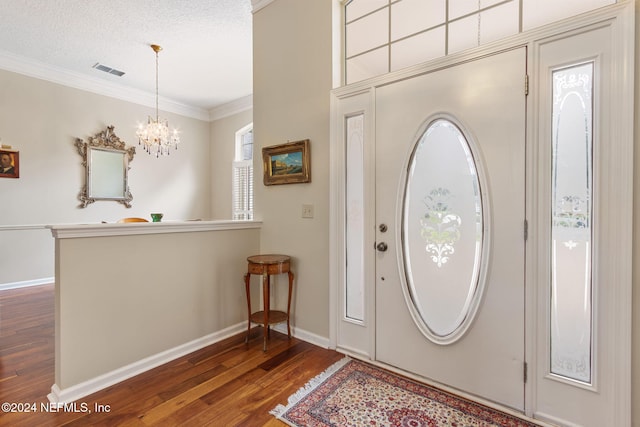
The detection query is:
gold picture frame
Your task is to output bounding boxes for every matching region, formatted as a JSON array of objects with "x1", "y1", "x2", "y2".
[
  {"x1": 262, "y1": 139, "x2": 311, "y2": 185},
  {"x1": 0, "y1": 150, "x2": 19, "y2": 178}
]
